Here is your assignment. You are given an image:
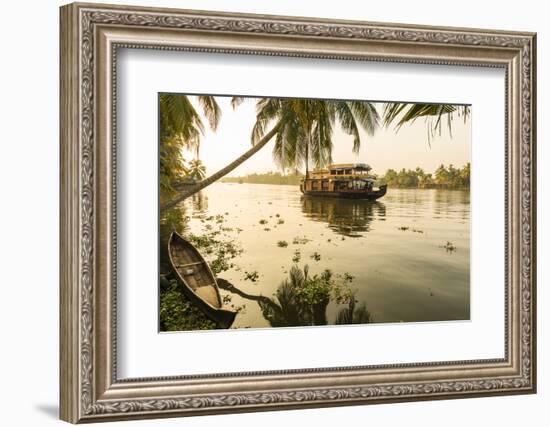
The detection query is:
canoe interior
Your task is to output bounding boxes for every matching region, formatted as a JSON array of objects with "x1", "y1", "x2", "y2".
[{"x1": 169, "y1": 237, "x2": 221, "y2": 308}]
